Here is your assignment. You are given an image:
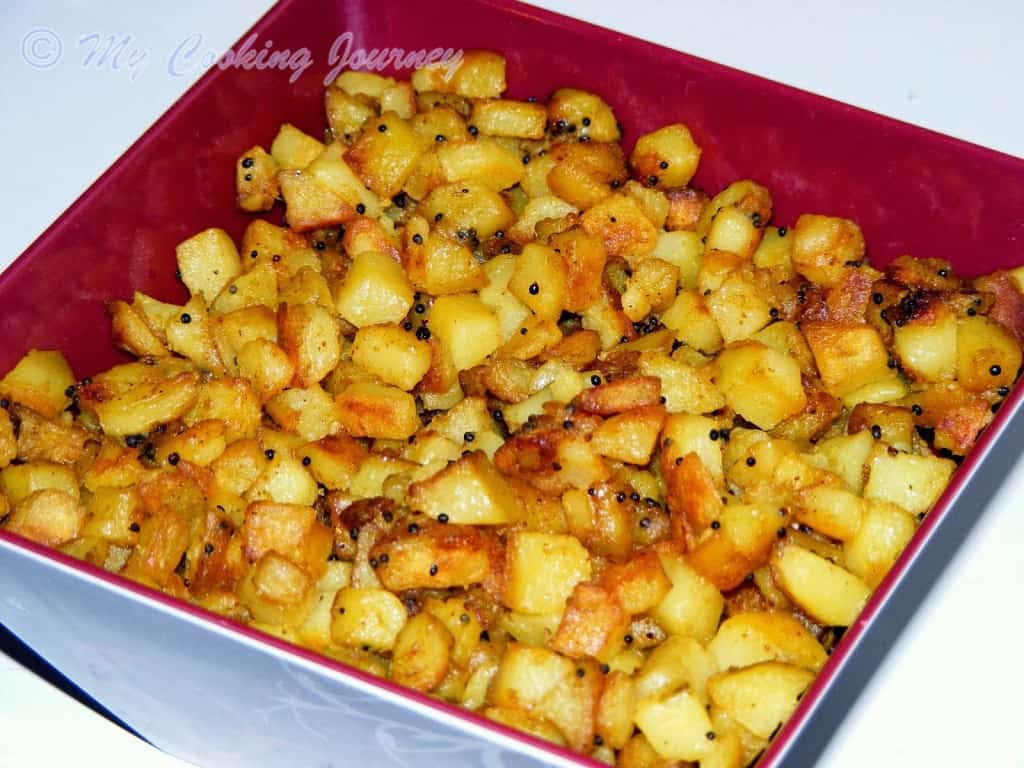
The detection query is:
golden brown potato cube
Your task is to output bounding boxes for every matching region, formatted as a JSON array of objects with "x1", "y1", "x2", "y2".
[
  {"x1": 847, "y1": 402, "x2": 915, "y2": 452},
  {"x1": 708, "y1": 611, "x2": 827, "y2": 674},
  {"x1": 660, "y1": 290, "x2": 723, "y2": 354},
  {"x1": 5, "y1": 489, "x2": 84, "y2": 548},
  {"x1": 108, "y1": 300, "x2": 167, "y2": 358},
  {"x1": 844, "y1": 500, "x2": 916, "y2": 588},
  {"x1": 81, "y1": 486, "x2": 144, "y2": 547},
  {"x1": 422, "y1": 181, "x2": 514, "y2": 240},
  {"x1": 379, "y1": 81, "x2": 416, "y2": 119},
  {"x1": 599, "y1": 551, "x2": 672, "y2": 614},
  {"x1": 436, "y1": 138, "x2": 525, "y2": 191},
  {"x1": 546, "y1": 142, "x2": 626, "y2": 210},
  {"x1": 596, "y1": 671, "x2": 637, "y2": 750},
  {"x1": 211, "y1": 263, "x2": 279, "y2": 315},
  {"x1": 893, "y1": 302, "x2": 959, "y2": 382},
  {"x1": 714, "y1": 341, "x2": 806, "y2": 429},
  {"x1": 278, "y1": 168, "x2": 356, "y2": 232},
  {"x1": 507, "y1": 243, "x2": 568, "y2": 320},
  {"x1": 550, "y1": 582, "x2": 629, "y2": 660},
  {"x1": 505, "y1": 531, "x2": 591, "y2": 615},
  {"x1": 771, "y1": 541, "x2": 871, "y2": 626},
  {"x1": 406, "y1": 451, "x2": 518, "y2": 525},
  {"x1": 575, "y1": 375, "x2": 662, "y2": 416},
  {"x1": 707, "y1": 662, "x2": 814, "y2": 740},
  {"x1": 793, "y1": 484, "x2": 865, "y2": 541},
  {"x1": 278, "y1": 266, "x2": 335, "y2": 313},
  {"x1": 345, "y1": 112, "x2": 425, "y2": 198},
  {"x1": 470, "y1": 99, "x2": 547, "y2": 139},
  {"x1": 429, "y1": 293, "x2": 502, "y2": 370},
  {"x1": 753, "y1": 224, "x2": 794, "y2": 276},
  {"x1": 0, "y1": 349, "x2": 75, "y2": 419},
  {"x1": 241, "y1": 500, "x2": 332, "y2": 578},
  {"x1": 591, "y1": 405, "x2": 666, "y2": 465},
  {"x1": 210, "y1": 438, "x2": 264, "y2": 498},
  {"x1": 372, "y1": 520, "x2": 501, "y2": 591},
  {"x1": 331, "y1": 586, "x2": 408, "y2": 651},
  {"x1": 324, "y1": 86, "x2": 375, "y2": 139},
  {"x1": 651, "y1": 547, "x2": 724, "y2": 642},
  {"x1": 623, "y1": 180, "x2": 670, "y2": 229},
  {"x1": 335, "y1": 382, "x2": 419, "y2": 440},
  {"x1": 239, "y1": 218, "x2": 312, "y2": 272},
  {"x1": 403, "y1": 225, "x2": 487, "y2": 296},
  {"x1": 581, "y1": 194, "x2": 658, "y2": 261},
  {"x1": 708, "y1": 271, "x2": 773, "y2": 344},
  {"x1": 497, "y1": 314, "x2": 562, "y2": 360},
  {"x1": 265, "y1": 385, "x2": 340, "y2": 442},
  {"x1": 227, "y1": 339, "x2": 291, "y2": 405},
  {"x1": 154, "y1": 419, "x2": 227, "y2": 468},
  {"x1": 390, "y1": 610, "x2": 453, "y2": 692},
  {"x1": 351, "y1": 324, "x2": 432, "y2": 391},
  {"x1": 664, "y1": 188, "x2": 708, "y2": 233},
  {"x1": 561, "y1": 484, "x2": 633, "y2": 561},
  {"x1": 635, "y1": 689, "x2": 715, "y2": 763},
  {"x1": 299, "y1": 435, "x2": 367, "y2": 491},
  {"x1": 751, "y1": 320, "x2": 815, "y2": 376},
  {"x1": 277, "y1": 303, "x2": 341, "y2": 387},
  {"x1": 631, "y1": 123, "x2": 702, "y2": 189},
  {"x1": 490, "y1": 644, "x2": 602, "y2": 752},
  {"x1": 956, "y1": 314, "x2": 1021, "y2": 392},
  {"x1": 410, "y1": 105, "x2": 470, "y2": 145},
  {"x1": 236, "y1": 145, "x2": 280, "y2": 212},
  {"x1": 791, "y1": 213, "x2": 865, "y2": 287},
  {"x1": 802, "y1": 321, "x2": 893, "y2": 399},
  {"x1": 414, "y1": 50, "x2": 506, "y2": 98},
  {"x1": 239, "y1": 551, "x2": 318, "y2": 626},
  {"x1": 333, "y1": 70, "x2": 395, "y2": 99},
  {"x1": 705, "y1": 205, "x2": 763, "y2": 259},
  {"x1": 507, "y1": 194, "x2": 579, "y2": 244},
  {"x1": 335, "y1": 251, "x2": 414, "y2": 328},
  {"x1": 538, "y1": 329, "x2": 602, "y2": 370},
  {"x1": 270, "y1": 123, "x2": 325, "y2": 169},
  {"x1": 306, "y1": 141, "x2": 383, "y2": 218},
  {"x1": 697, "y1": 180, "x2": 773, "y2": 240},
  {"x1": 165, "y1": 296, "x2": 224, "y2": 375},
  {"x1": 548, "y1": 228, "x2": 607, "y2": 313},
  {"x1": 863, "y1": 443, "x2": 955, "y2": 515},
  {"x1": 635, "y1": 634, "x2": 717, "y2": 703},
  {"x1": 124, "y1": 506, "x2": 192, "y2": 588},
  {"x1": 92, "y1": 371, "x2": 200, "y2": 438},
  {"x1": 548, "y1": 87, "x2": 620, "y2": 142}
]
